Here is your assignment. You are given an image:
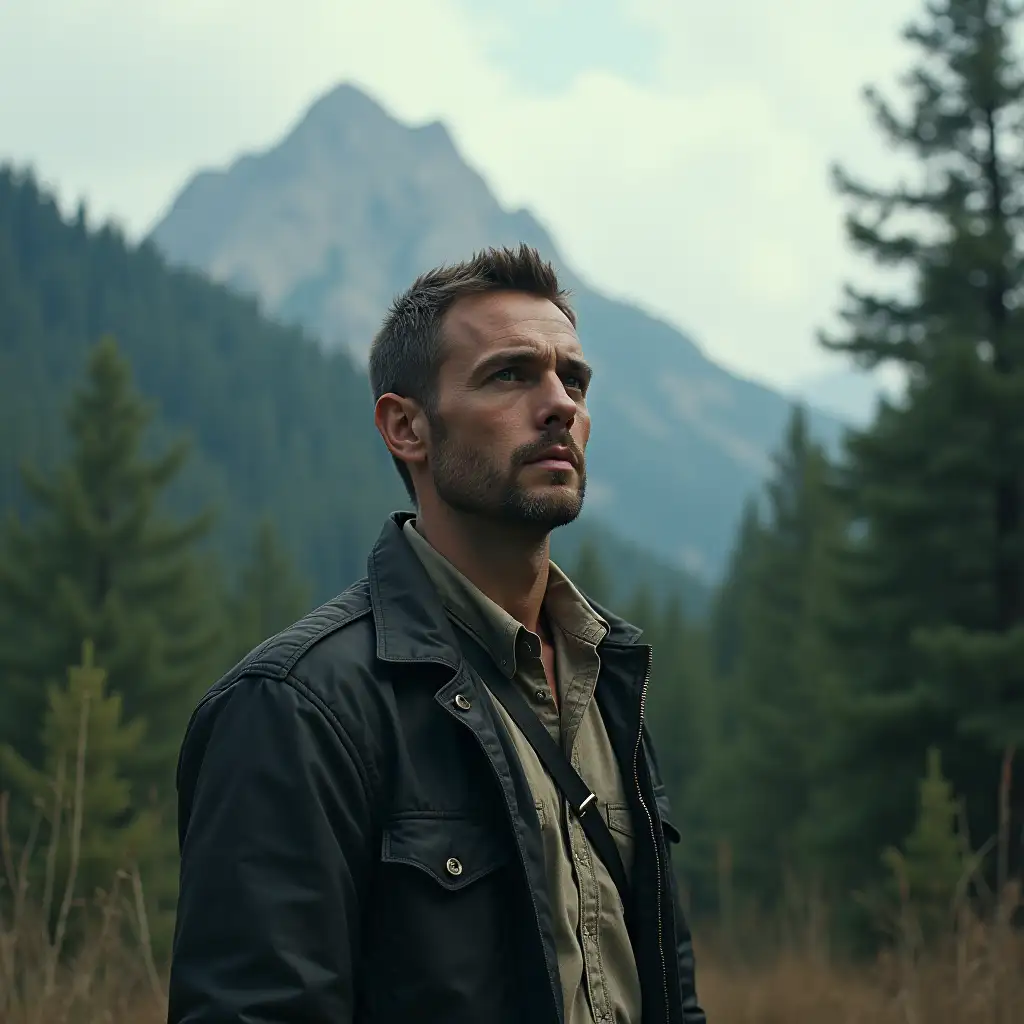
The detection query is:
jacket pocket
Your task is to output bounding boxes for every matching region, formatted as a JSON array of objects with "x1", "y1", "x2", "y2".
[
  {"x1": 381, "y1": 812, "x2": 512, "y2": 890},
  {"x1": 369, "y1": 813, "x2": 521, "y2": 1021}
]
